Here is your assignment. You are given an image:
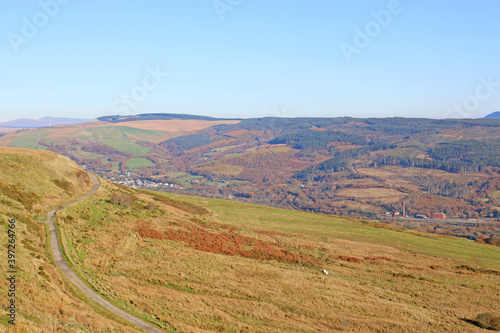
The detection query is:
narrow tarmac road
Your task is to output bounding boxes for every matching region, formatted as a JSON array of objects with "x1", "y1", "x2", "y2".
[{"x1": 46, "y1": 173, "x2": 165, "y2": 333}]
